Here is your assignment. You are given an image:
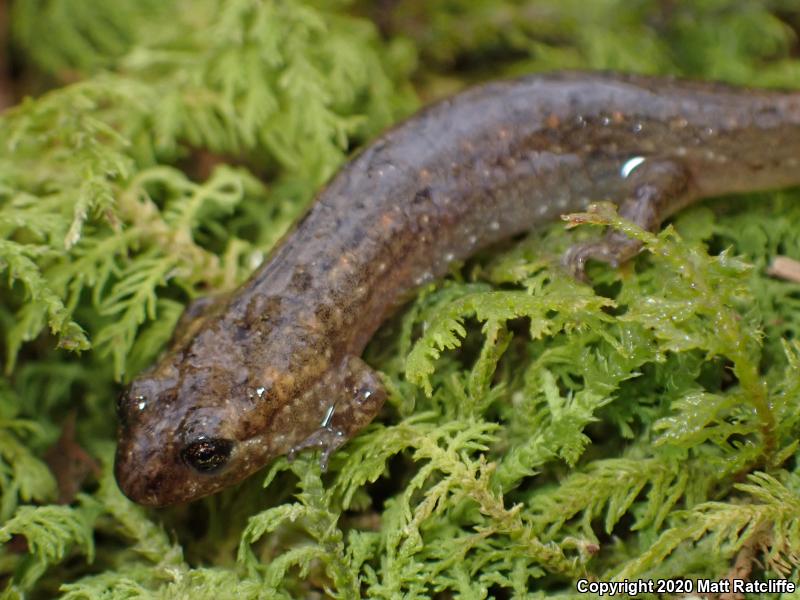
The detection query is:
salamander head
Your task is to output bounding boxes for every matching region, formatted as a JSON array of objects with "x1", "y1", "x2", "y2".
[{"x1": 113, "y1": 360, "x2": 274, "y2": 507}]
